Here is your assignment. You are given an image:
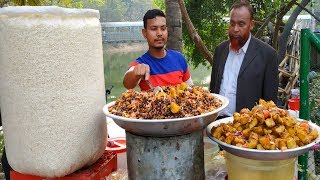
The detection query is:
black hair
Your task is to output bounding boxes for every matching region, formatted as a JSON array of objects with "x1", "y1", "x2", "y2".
[
  {"x1": 231, "y1": 0, "x2": 254, "y2": 19},
  {"x1": 143, "y1": 9, "x2": 166, "y2": 28}
]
